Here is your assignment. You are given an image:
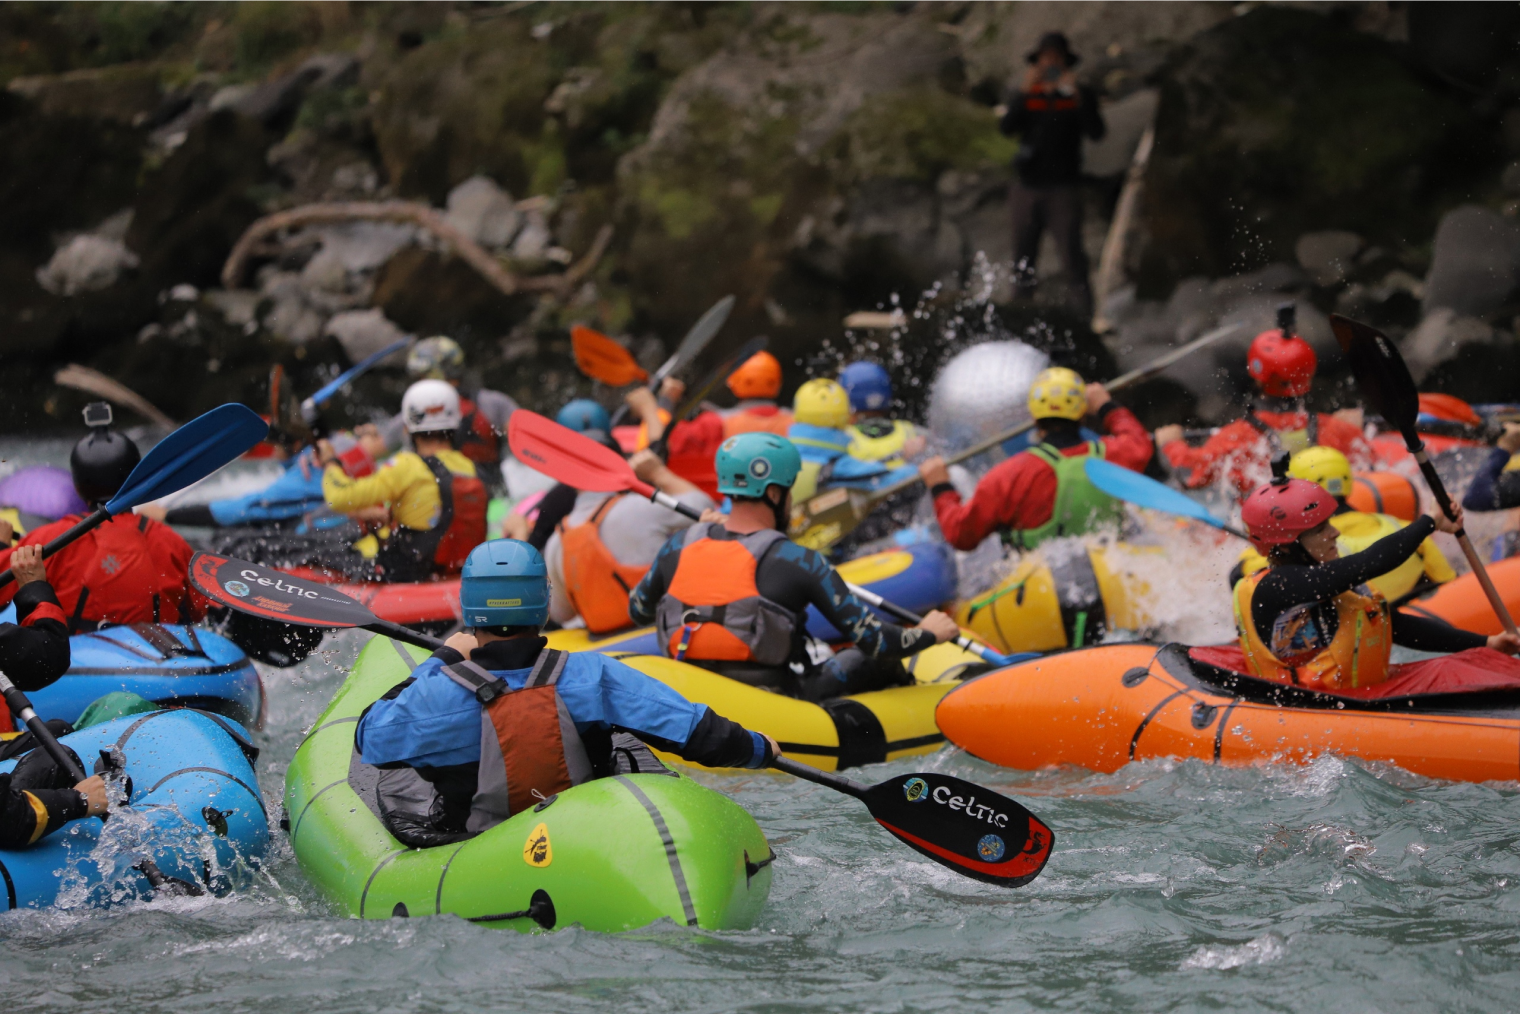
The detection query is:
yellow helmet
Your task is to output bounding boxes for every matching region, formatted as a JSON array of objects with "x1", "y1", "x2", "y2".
[
  {"x1": 1027, "y1": 367, "x2": 1087, "y2": 421},
  {"x1": 1287, "y1": 445, "x2": 1352, "y2": 498},
  {"x1": 793, "y1": 378, "x2": 851, "y2": 428}
]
